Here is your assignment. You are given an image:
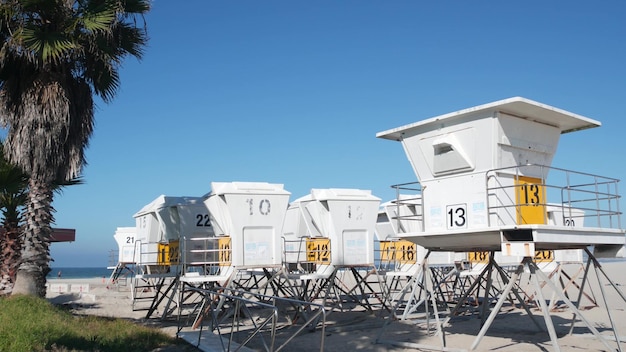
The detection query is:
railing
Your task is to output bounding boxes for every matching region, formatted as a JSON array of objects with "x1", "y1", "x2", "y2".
[
  {"x1": 282, "y1": 236, "x2": 332, "y2": 274},
  {"x1": 179, "y1": 286, "x2": 327, "y2": 351},
  {"x1": 376, "y1": 240, "x2": 419, "y2": 272},
  {"x1": 127, "y1": 236, "x2": 234, "y2": 277},
  {"x1": 486, "y1": 164, "x2": 622, "y2": 229},
  {"x1": 131, "y1": 240, "x2": 172, "y2": 275},
  {"x1": 282, "y1": 236, "x2": 309, "y2": 272},
  {"x1": 180, "y1": 236, "x2": 233, "y2": 277},
  {"x1": 108, "y1": 249, "x2": 118, "y2": 268},
  {"x1": 389, "y1": 181, "x2": 424, "y2": 233},
  {"x1": 385, "y1": 164, "x2": 621, "y2": 231}
]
